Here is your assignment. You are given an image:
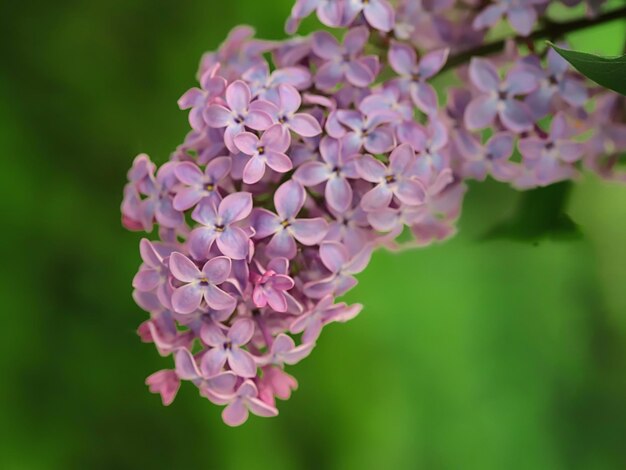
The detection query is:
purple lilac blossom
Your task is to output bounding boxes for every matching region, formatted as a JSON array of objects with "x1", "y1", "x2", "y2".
[{"x1": 121, "y1": 0, "x2": 625, "y2": 427}]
